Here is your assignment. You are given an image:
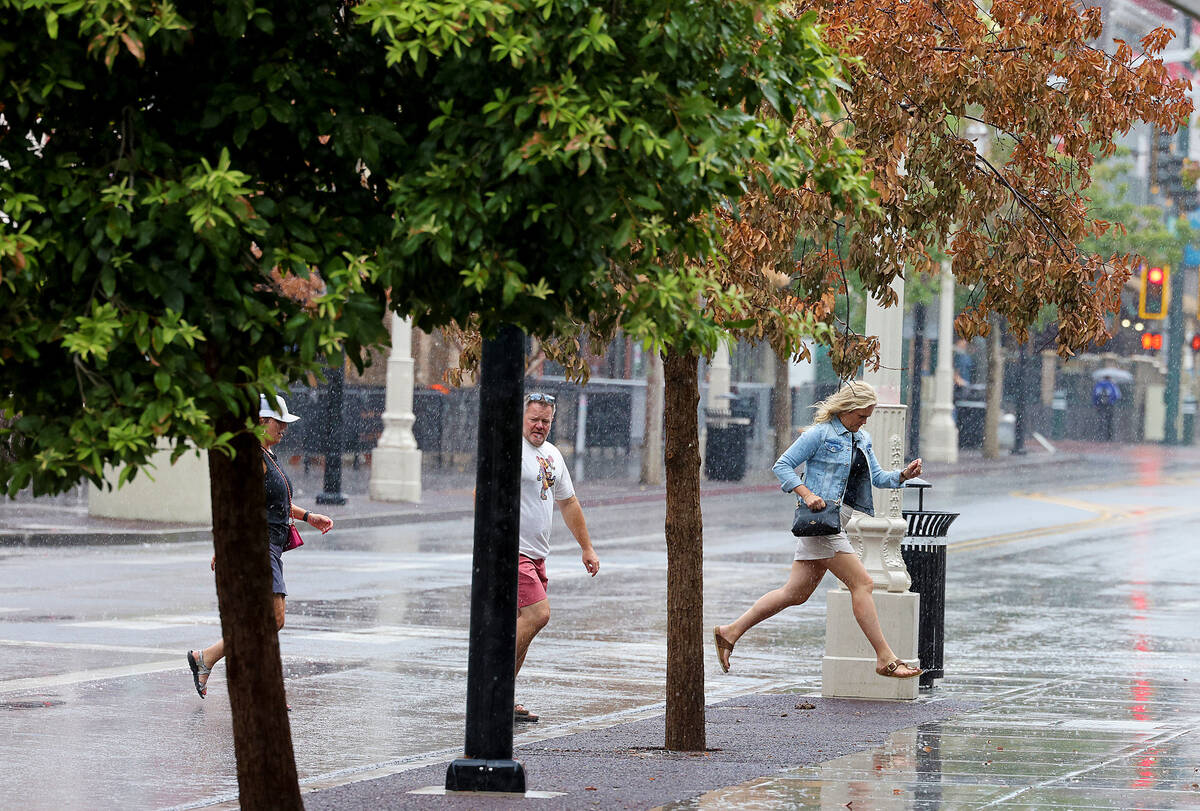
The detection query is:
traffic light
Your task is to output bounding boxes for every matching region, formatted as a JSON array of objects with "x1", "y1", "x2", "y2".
[
  {"x1": 1138, "y1": 265, "x2": 1168, "y2": 320},
  {"x1": 1159, "y1": 153, "x2": 1185, "y2": 193},
  {"x1": 1142, "y1": 331, "x2": 1163, "y2": 352},
  {"x1": 1192, "y1": 334, "x2": 1200, "y2": 352}
]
